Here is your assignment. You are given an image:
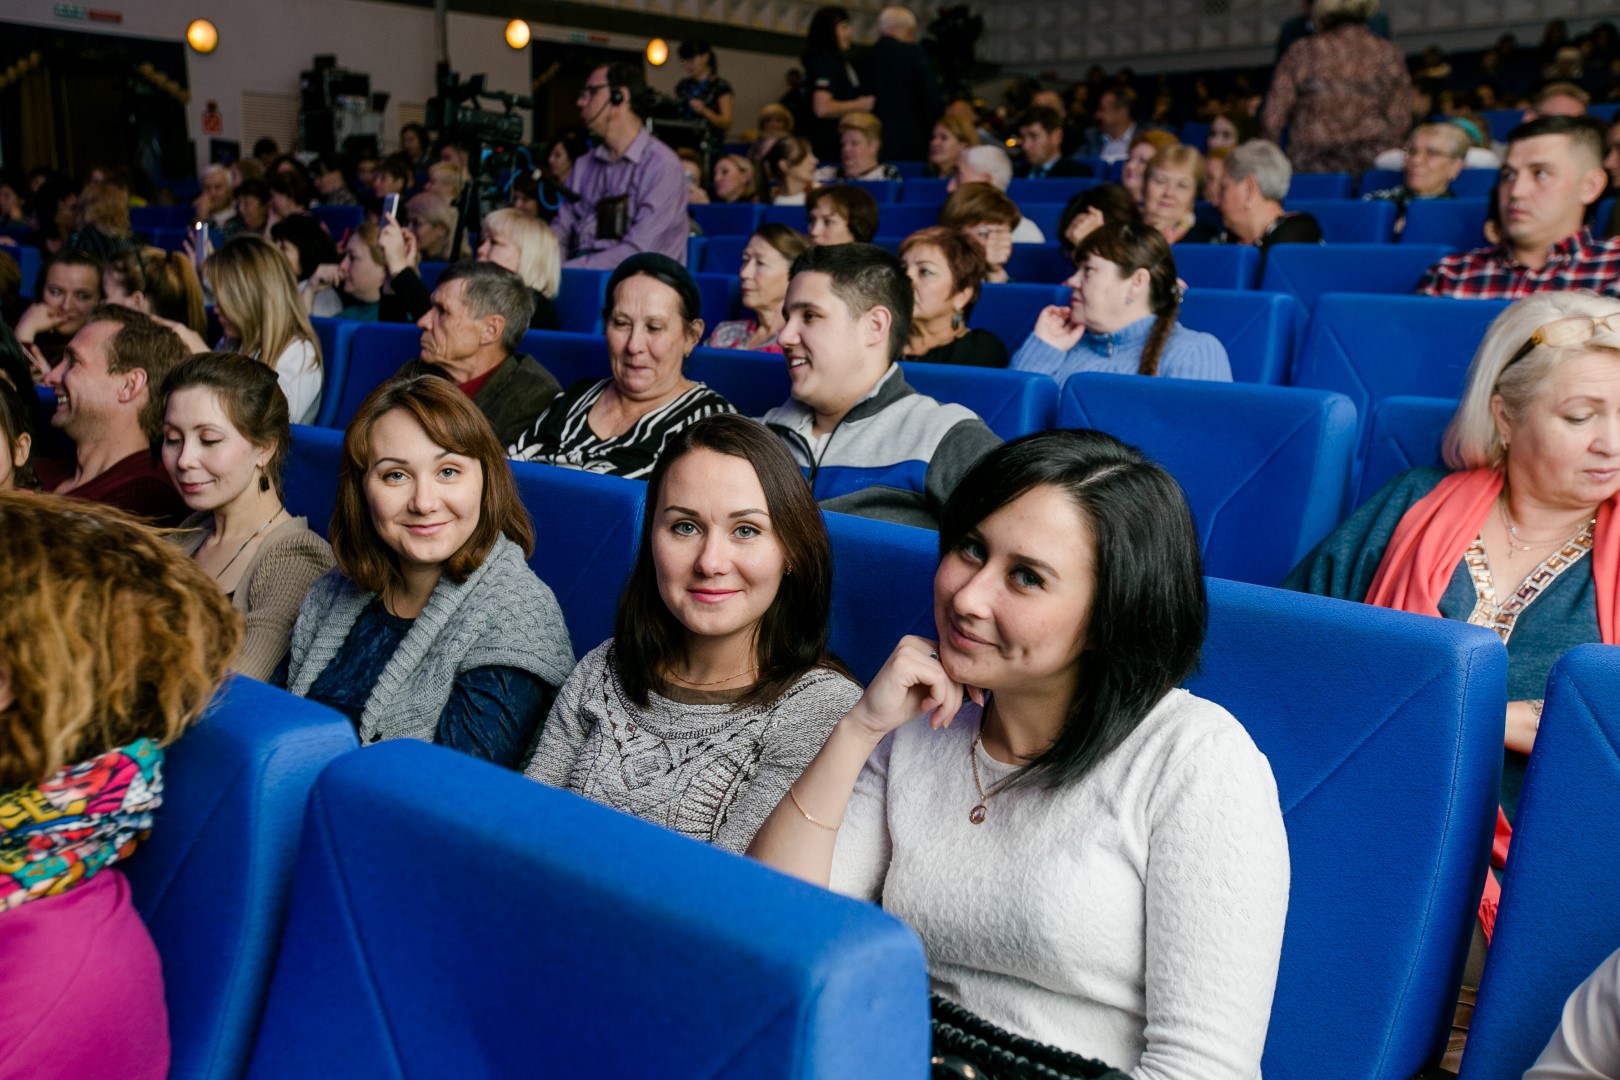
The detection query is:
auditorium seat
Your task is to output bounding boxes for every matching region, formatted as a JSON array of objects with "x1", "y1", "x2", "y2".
[
  {"x1": 1190, "y1": 580, "x2": 1505, "y2": 1079},
  {"x1": 878, "y1": 202, "x2": 942, "y2": 236},
  {"x1": 1480, "y1": 109, "x2": 1521, "y2": 142},
  {"x1": 417, "y1": 261, "x2": 448, "y2": 290},
  {"x1": 307, "y1": 317, "x2": 359, "y2": 428},
  {"x1": 1017, "y1": 202, "x2": 1066, "y2": 239},
  {"x1": 1060, "y1": 373, "x2": 1356, "y2": 585},
  {"x1": 892, "y1": 161, "x2": 931, "y2": 179},
  {"x1": 326, "y1": 322, "x2": 422, "y2": 428},
  {"x1": 1179, "y1": 287, "x2": 1300, "y2": 385},
  {"x1": 1259, "y1": 244, "x2": 1456, "y2": 310},
  {"x1": 1291, "y1": 294, "x2": 1510, "y2": 453},
  {"x1": 557, "y1": 267, "x2": 611, "y2": 335},
  {"x1": 1005, "y1": 243, "x2": 1073, "y2": 284},
  {"x1": 849, "y1": 179, "x2": 900, "y2": 203},
  {"x1": 123, "y1": 677, "x2": 356, "y2": 1080},
  {"x1": 684, "y1": 348, "x2": 787, "y2": 416},
  {"x1": 283, "y1": 424, "x2": 344, "y2": 537},
  {"x1": 1355, "y1": 396, "x2": 1453, "y2": 508},
  {"x1": 1356, "y1": 169, "x2": 1498, "y2": 199},
  {"x1": 693, "y1": 271, "x2": 743, "y2": 326},
  {"x1": 824, "y1": 510, "x2": 938, "y2": 683},
  {"x1": 148, "y1": 225, "x2": 224, "y2": 255},
  {"x1": 1287, "y1": 199, "x2": 1396, "y2": 243},
  {"x1": 524, "y1": 328, "x2": 610, "y2": 389},
  {"x1": 130, "y1": 204, "x2": 194, "y2": 231},
  {"x1": 12, "y1": 244, "x2": 40, "y2": 299},
  {"x1": 1173, "y1": 244, "x2": 1260, "y2": 290},
  {"x1": 968, "y1": 282, "x2": 1066, "y2": 351},
  {"x1": 310, "y1": 204, "x2": 363, "y2": 236},
  {"x1": 244, "y1": 741, "x2": 927, "y2": 1079},
  {"x1": 1402, "y1": 199, "x2": 1489, "y2": 250},
  {"x1": 509, "y1": 460, "x2": 645, "y2": 656},
  {"x1": 870, "y1": 236, "x2": 903, "y2": 254},
  {"x1": 689, "y1": 203, "x2": 763, "y2": 237},
  {"x1": 1458, "y1": 645, "x2": 1620, "y2": 1080},
  {"x1": 760, "y1": 203, "x2": 808, "y2": 229},
  {"x1": 686, "y1": 235, "x2": 706, "y2": 271},
  {"x1": 1179, "y1": 122, "x2": 1210, "y2": 151},
  {"x1": 1005, "y1": 177, "x2": 1100, "y2": 204},
  {"x1": 701, "y1": 234, "x2": 750, "y2": 275},
  {"x1": 1287, "y1": 173, "x2": 1354, "y2": 200},
  {"x1": 902, "y1": 177, "x2": 951, "y2": 203}
]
